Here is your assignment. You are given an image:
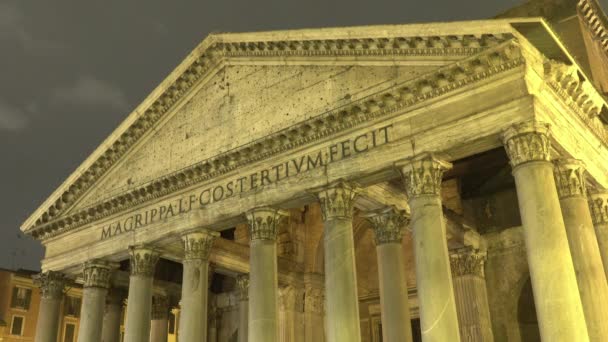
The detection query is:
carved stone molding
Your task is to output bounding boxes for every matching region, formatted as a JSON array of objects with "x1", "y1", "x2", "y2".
[
  {"x1": 450, "y1": 248, "x2": 486, "y2": 278},
  {"x1": 577, "y1": 0, "x2": 608, "y2": 59},
  {"x1": 82, "y1": 259, "x2": 113, "y2": 289},
  {"x1": 182, "y1": 229, "x2": 219, "y2": 260},
  {"x1": 129, "y1": 246, "x2": 159, "y2": 277},
  {"x1": 398, "y1": 153, "x2": 452, "y2": 198},
  {"x1": 314, "y1": 181, "x2": 359, "y2": 221},
  {"x1": 246, "y1": 207, "x2": 289, "y2": 241},
  {"x1": 279, "y1": 285, "x2": 305, "y2": 312},
  {"x1": 553, "y1": 159, "x2": 587, "y2": 199},
  {"x1": 28, "y1": 39, "x2": 525, "y2": 240},
  {"x1": 304, "y1": 286, "x2": 325, "y2": 314},
  {"x1": 235, "y1": 274, "x2": 250, "y2": 301},
  {"x1": 589, "y1": 192, "x2": 608, "y2": 225},
  {"x1": 365, "y1": 206, "x2": 409, "y2": 245},
  {"x1": 33, "y1": 271, "x2": 67, "y2": 299},
  {"x1": 151, "y1": 295, "x2": 169, "y2": 320},
  {"x1": 502, "y1": 120, "x2": 551, "y2": 168}
]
